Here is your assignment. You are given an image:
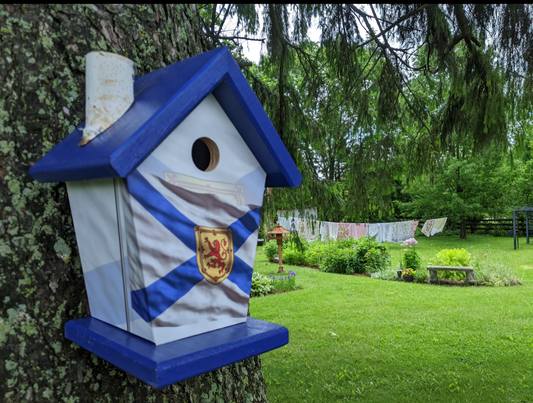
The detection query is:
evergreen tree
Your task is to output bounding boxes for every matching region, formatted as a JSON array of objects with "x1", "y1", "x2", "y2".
[{"x1": 203, "y1": 4, "x2": 533, "y2": 221}]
